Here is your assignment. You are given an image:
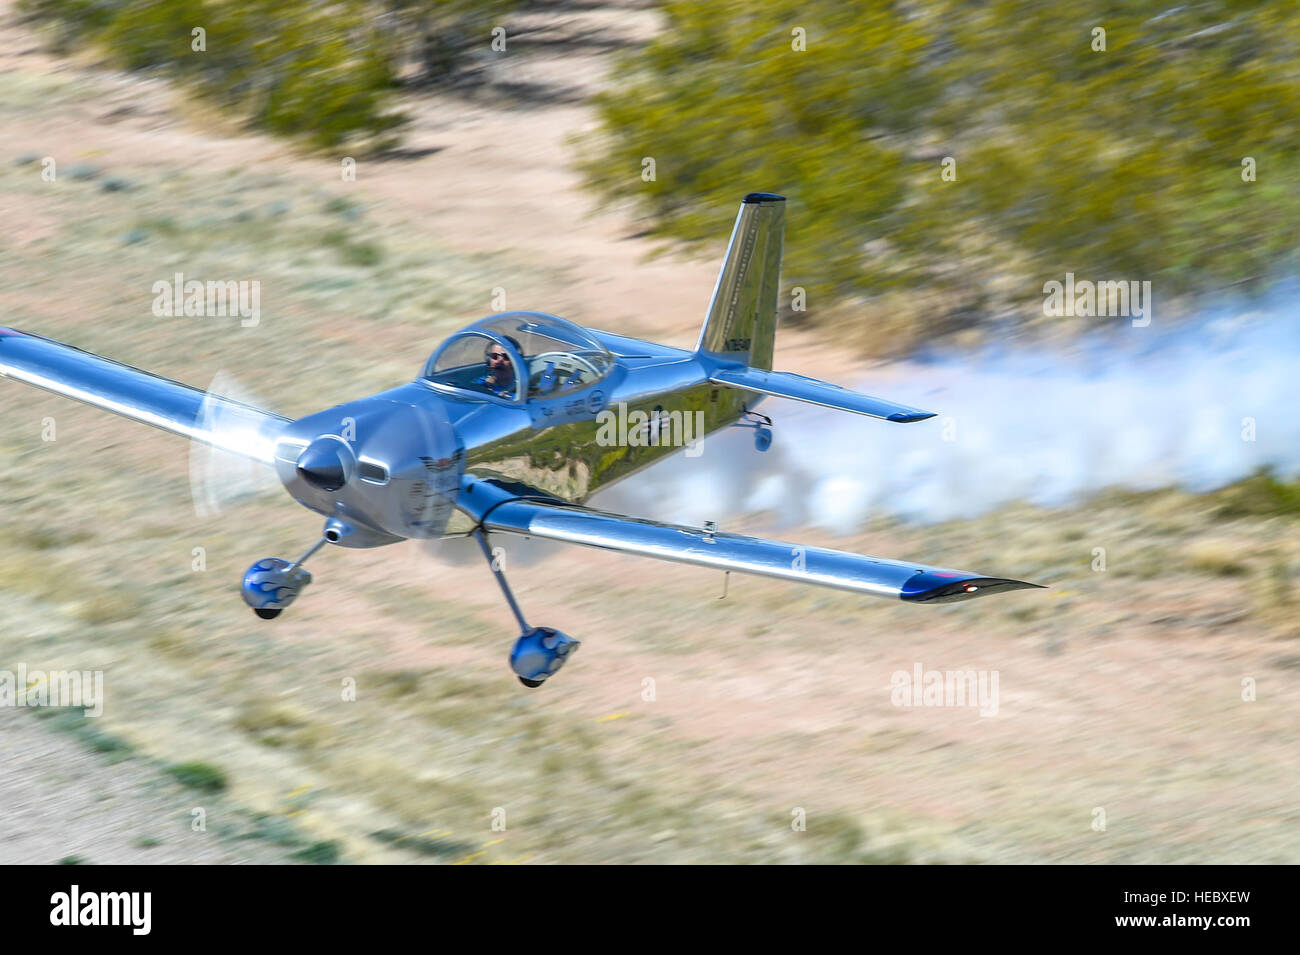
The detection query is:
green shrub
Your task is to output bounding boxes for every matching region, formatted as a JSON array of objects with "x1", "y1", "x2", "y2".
[
  {"x1": 580, "y1": 0, "x2": 1300, "y2": 333},
  {"x1": 165, "y1": 760, "x2": 228, "y2": 792},
  {"x1": 21, "y1": 0, "x2": 407, "y2": 148},
  {"x1": 1212, "y1": 469, "x2": 1300, "y2": 519},
  {"x1": 291, "y1": 840, "x2": 342, "y2": 864}
]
